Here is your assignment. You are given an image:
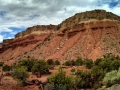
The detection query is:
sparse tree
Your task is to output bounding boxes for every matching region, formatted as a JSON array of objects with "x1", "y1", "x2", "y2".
[
  {"x1": 47, "y1": 66, "x2": 74, "y2": 90},
  {"x1": 32, "y1": 60, "x2": 49, "y2": 76},
  {"x1": 11, "y1": 66, "x2": 29, "y2": 85}
]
